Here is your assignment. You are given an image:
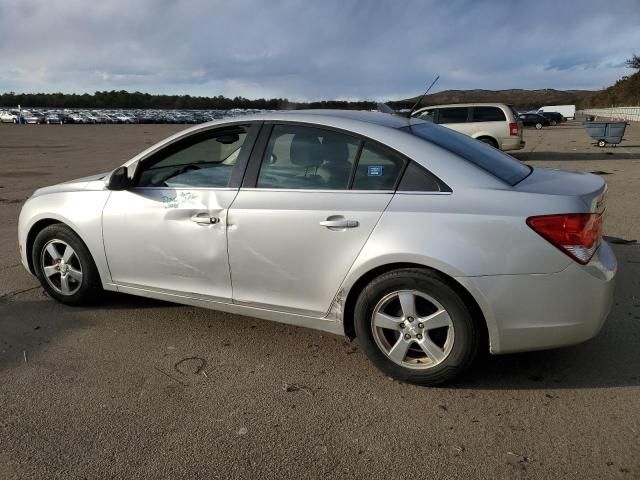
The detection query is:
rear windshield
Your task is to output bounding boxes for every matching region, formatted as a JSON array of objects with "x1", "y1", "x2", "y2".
[{"x1": 401, "y1": 123, "x2": 531, "y2": 186}]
